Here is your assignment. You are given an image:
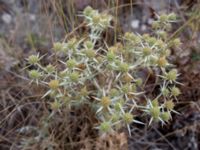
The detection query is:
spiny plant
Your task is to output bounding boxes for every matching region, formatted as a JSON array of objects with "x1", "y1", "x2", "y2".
[{"x1": 26, "y1": 6, "x2": 181, "y2": 136}]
